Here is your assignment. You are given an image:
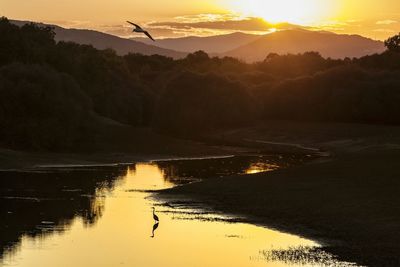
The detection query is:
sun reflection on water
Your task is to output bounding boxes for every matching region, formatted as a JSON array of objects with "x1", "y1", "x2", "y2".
[
  {"x1": 246, "y1": 162, "x2": 279, "y2": 174},
  {"x1": 1, "y1": 156, "x2": 358, "y2": 267}
]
